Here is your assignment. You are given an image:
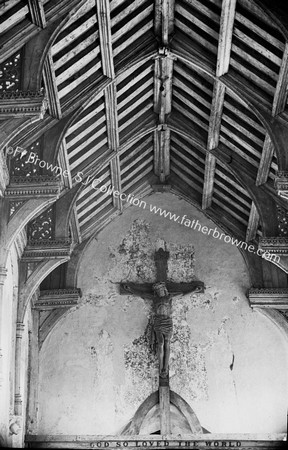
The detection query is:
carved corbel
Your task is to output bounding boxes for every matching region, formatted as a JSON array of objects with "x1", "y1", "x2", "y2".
[
  {"x1": 258, "y1": 237, "x2": 288, "y2": 273},
  {"x1": 5, "y1": 175, "x2": 60, "y2": 199},
  {"x1": 22, "y1": 239, "x2": 72, "y2": 261},
  {"x1": 275, "y1": 171, "x2": 288, "y2": 200},
  {"x1": 34, "y1": 288, "x2": 81, "y2": 348},
  {"x1": 18, "y1": 256, "x2": 72, "y2": 325},
  {"x1": 248, "y1": 287, "x2": 288, "y2": 331},
  {"x1": 0, "y1": 176, "x2": 61, "y2": 270},
  {"x1": 0, "y1": 91, "x2": 48, "y2": 120},
  {"x1": 249, "y1": 288, "x2": 288, "y2": 309}
]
